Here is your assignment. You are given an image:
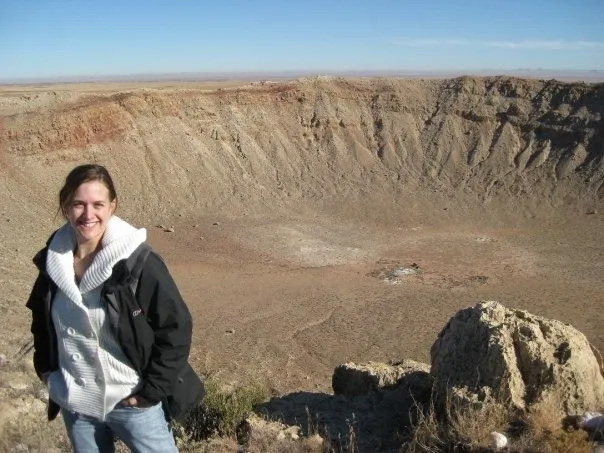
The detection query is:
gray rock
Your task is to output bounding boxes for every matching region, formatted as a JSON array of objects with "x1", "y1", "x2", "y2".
[
  {"x1": 430, "y1": 301, "x2": 604, "y2": 415},
  {"x1": 0, "y1": 353, "x2": 7, "y2": 367},
  {"x1": 240, "y1": 414, "x2": 303, "y2": 445},
  {"x1": 332, "y1": 359, "x2": 431, "y2": 396}
]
